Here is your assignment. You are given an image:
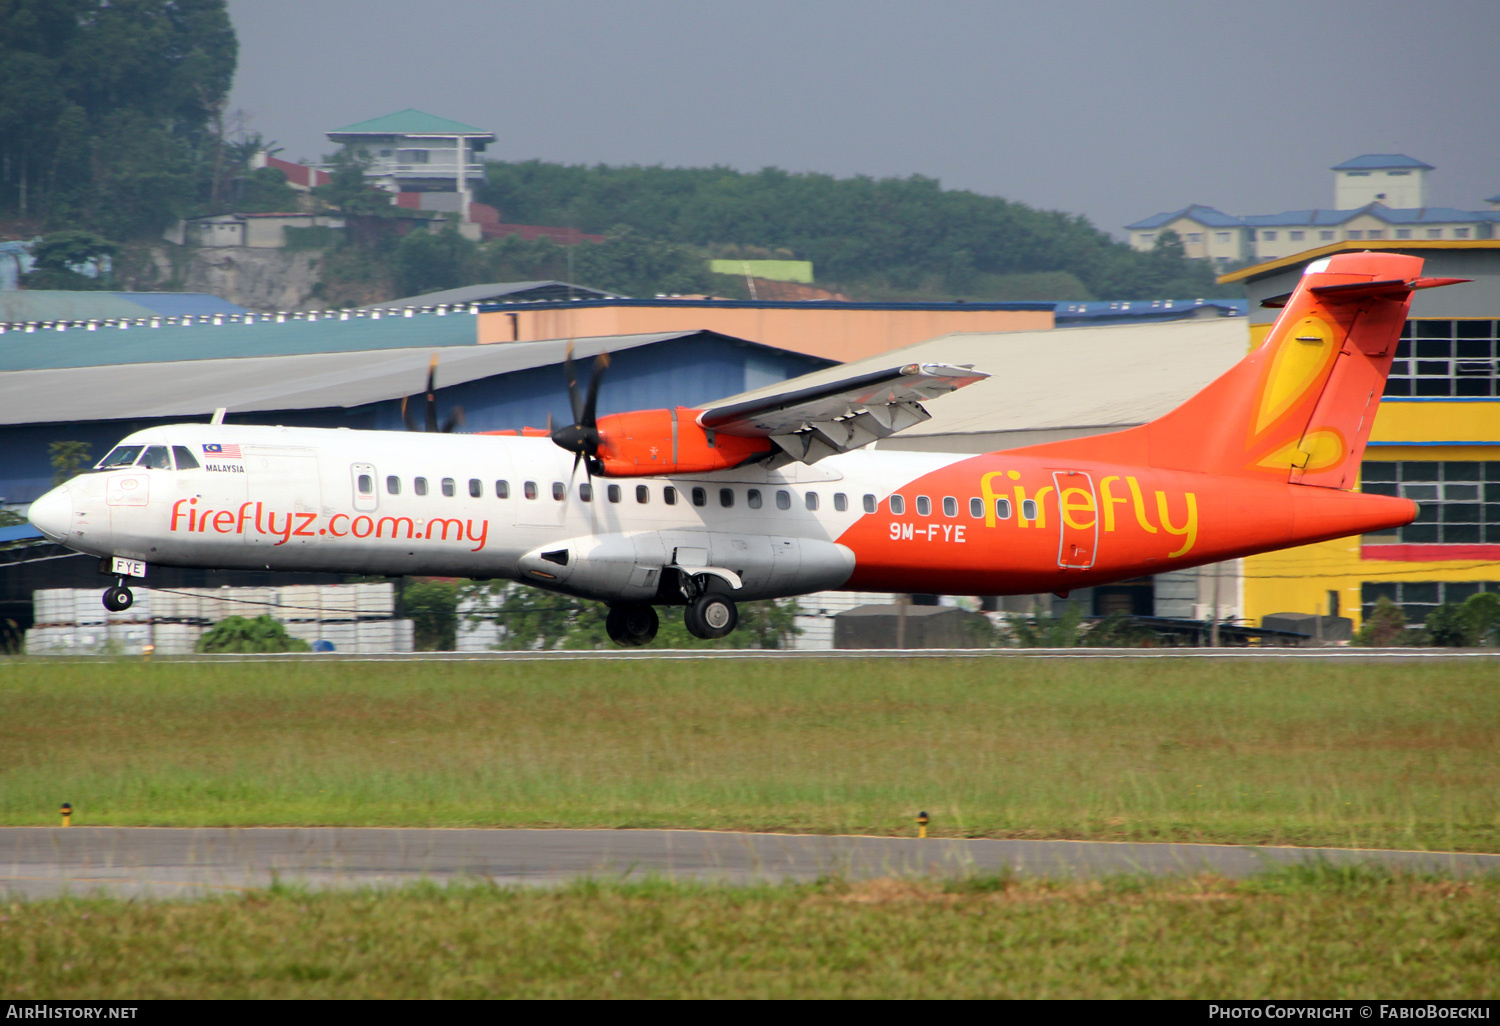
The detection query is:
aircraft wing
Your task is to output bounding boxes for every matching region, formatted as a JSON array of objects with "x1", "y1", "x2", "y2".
[{"x1": 697, "y1": 362, "x2": 988, "y2": 463}]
